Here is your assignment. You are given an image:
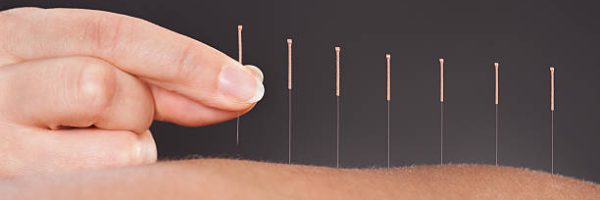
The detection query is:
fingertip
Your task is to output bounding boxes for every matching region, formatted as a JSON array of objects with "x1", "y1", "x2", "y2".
[
  {"x1": 151, "y1": 86, "x2": 257, "y2": 127},
  {"x1": 217, "y1": 61, "x2": 265, "y2": 104},
  {"x1": 242, "y1": 64, "x2": 265, "y2": 104},
  {"x1": 244, "y1": 65, "x2": 264, "y2": 82},
  {"x1": 138, "y1": 130, "x2": 157, "y2": 164},
  {"x1": 246, "y1": 79, "x2": 265, "y2": 104}
]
